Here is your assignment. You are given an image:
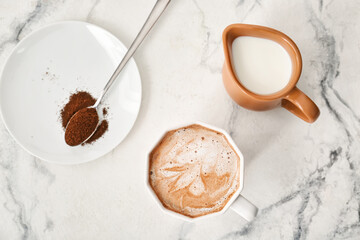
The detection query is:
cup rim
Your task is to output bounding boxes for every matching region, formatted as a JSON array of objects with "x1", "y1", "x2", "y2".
[
  {"x1": 145, "y1": 121, "x2": 245, "y2": 222},
  {"x1": 223, "y1": 23, "x2": 303, "y2": 100}
]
